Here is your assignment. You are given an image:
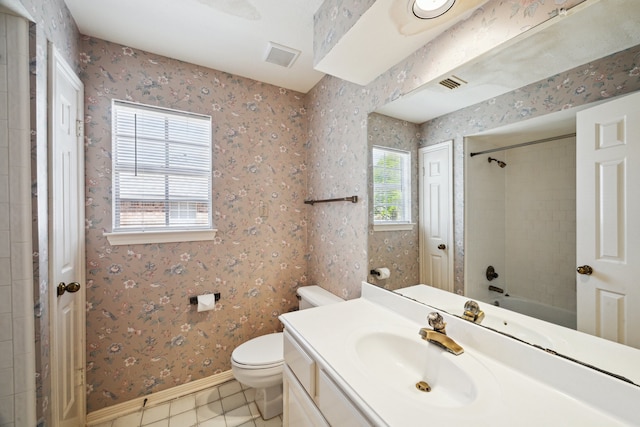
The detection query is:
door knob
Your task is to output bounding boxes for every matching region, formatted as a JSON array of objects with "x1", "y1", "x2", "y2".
[
  {"x1": 437, "y1": 244, "x2": 446, "y2": 250},
  {"x1": 57, "y1": 281, "x2": 81, "y2": 297},
  {"x1": 576, "y1": 265, "x2": 593, "y2": 275}
]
